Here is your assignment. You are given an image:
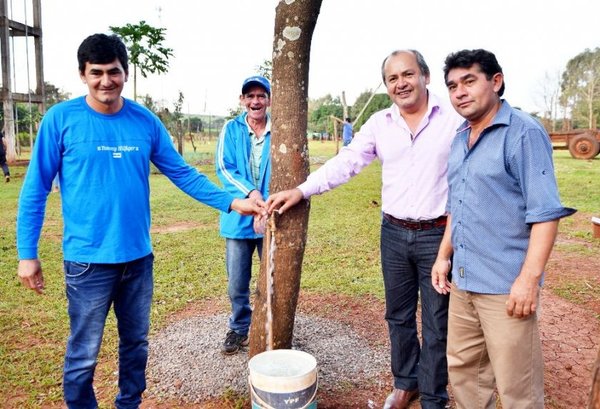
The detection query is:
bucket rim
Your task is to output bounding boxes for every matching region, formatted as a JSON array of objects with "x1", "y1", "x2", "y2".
[
  {"x1": 248, "y1": 349, "x2": 317, "y2": 372},
  {"x1": 248, "y1": 349, "x2": 318, "y2": 390}
]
